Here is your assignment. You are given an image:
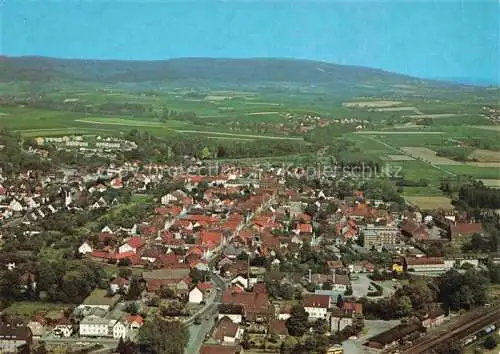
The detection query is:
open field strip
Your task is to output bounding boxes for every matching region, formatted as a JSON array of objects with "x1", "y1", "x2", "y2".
[
  {"x1": 342, "y1": 100, "x2": 402, "y2": 108},
  {"x1": 400, "y1": 147, "x2": 462, "y2": 165},
  {"x1": 403, "y1": 113, "x2": 458, "y2": 119},
  {"x1": 479, "y1": 179, "x2": 500, "y2": 188},
  {"x1": 405, "y1": 196, "x2": 454, "y2": 210},
  {"x1": 244, "y1": 111, "x2": 281, "y2": 116},
  {"x1": 206, "y1": 136, "x2": 253, "y2": 141},
  {"x1": 363, "y1": 136, "x2": 457, "y2": 177},
  {"x1": 74, "y1": 118, "x2": 170, "y2": 128},
  {"x1": 173, "y1": 130, "x2": 303, "y2": 140},
  {"x1": 466, "y1": 125, "x2": 500, "y2": 132},
  {"x1": 469, "y1": 149, "x2": 500, "y2": 162},
  {"x1": 386, "y1": 154, "x2": 415, "y2": 161},
  {"x1": 465, "y1": 162, "x2": 500, "y2": 167},
  {"x1": 374, "y1": 107, "x2": 422, "y2": 114},
  {"x1": 355, "y1": 131, "x2": 444, "y2": 135}
]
